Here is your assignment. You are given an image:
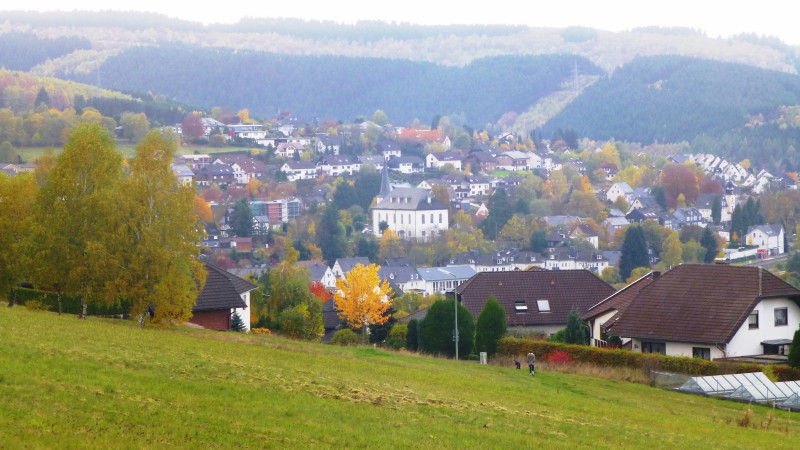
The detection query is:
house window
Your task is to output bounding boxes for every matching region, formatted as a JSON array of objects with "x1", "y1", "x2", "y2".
[
  {"x1": 748, "y1": 311, "x2": 759, "y2": 329},
  {"x1": 422, "y1": 214, "x2": 425, "y2": 224},
  {"x1": 641, "y1": 341, "x2": 666, "y2": 355},
  {"x1": 775, "y1": 308, "x2": 788, "y2": 326},
  {"x1": 439, "y1": 213, "x2": 443, "y2": 224},
  {"x1": 536, "y1": 300, "x2": 551, "y2": 312},
  {"x1": 514, "y1": 301, "x2": 528, "y2": 313},
  {"x1": 692, "y1": 347, "x2": 711, "y2": 360}
]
